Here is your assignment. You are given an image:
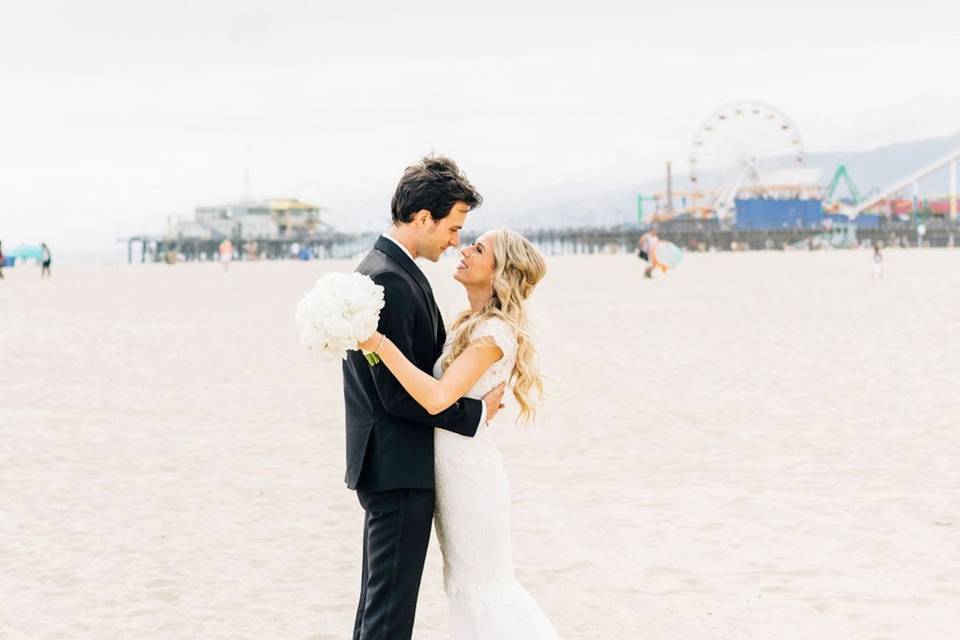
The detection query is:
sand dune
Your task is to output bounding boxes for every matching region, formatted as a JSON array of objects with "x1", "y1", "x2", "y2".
[{"x1": 1, "y1": 248, "x2": 957, "y2": 639}]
